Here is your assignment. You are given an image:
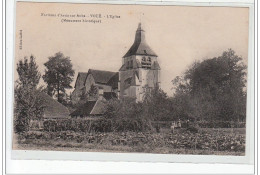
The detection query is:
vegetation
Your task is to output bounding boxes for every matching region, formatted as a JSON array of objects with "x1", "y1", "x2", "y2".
[
  {"x1": 101, "y1": 49, "x2": 247, "y2": 130},
  {"x1": 14, "y1": 55, "x2": 44, "y2": 132},
  {"x1": 16, "y1": 55, "x2": 41, "y2": 88},
  {"x1": 171, "y1": 49, "x2": 247, "y2": 123},
  {"x1": 16, "y1": 128, "x2": 245, "y2": 155},
  {"x1": 104, "y1": 97, "x2": 153, "y2": 132},
  {"x1": 14, "y1": 49, "x2": 247, "y2": 155},
  {"x1": 79, "y1": 84, "x2": 99, "y2": 105},
  {"x1": 142, "y1": 84, "x2": 173, "y2": 121},
  {"x1": 42, "y1": 52, "x2": 75, "y2": 104},
  {"x1": 87, "y1": 84, "x2": 99, "y2": 100}
]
